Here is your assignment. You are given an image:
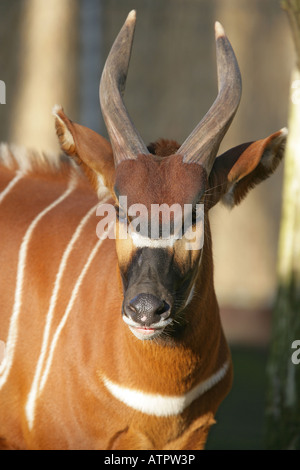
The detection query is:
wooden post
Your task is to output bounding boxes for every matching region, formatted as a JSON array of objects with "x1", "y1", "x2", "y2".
[
  {"x1": 10, "y1": 0, "x2": 79, "y2": 154},
  {"x1": 265, "y1": 0, "x2": 300, "y2": 450}
]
